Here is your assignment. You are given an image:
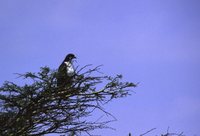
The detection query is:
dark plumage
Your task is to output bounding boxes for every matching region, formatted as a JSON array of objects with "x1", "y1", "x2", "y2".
[{"x1": 57, "y1": 54, "x2": 76, "y2": 88}]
